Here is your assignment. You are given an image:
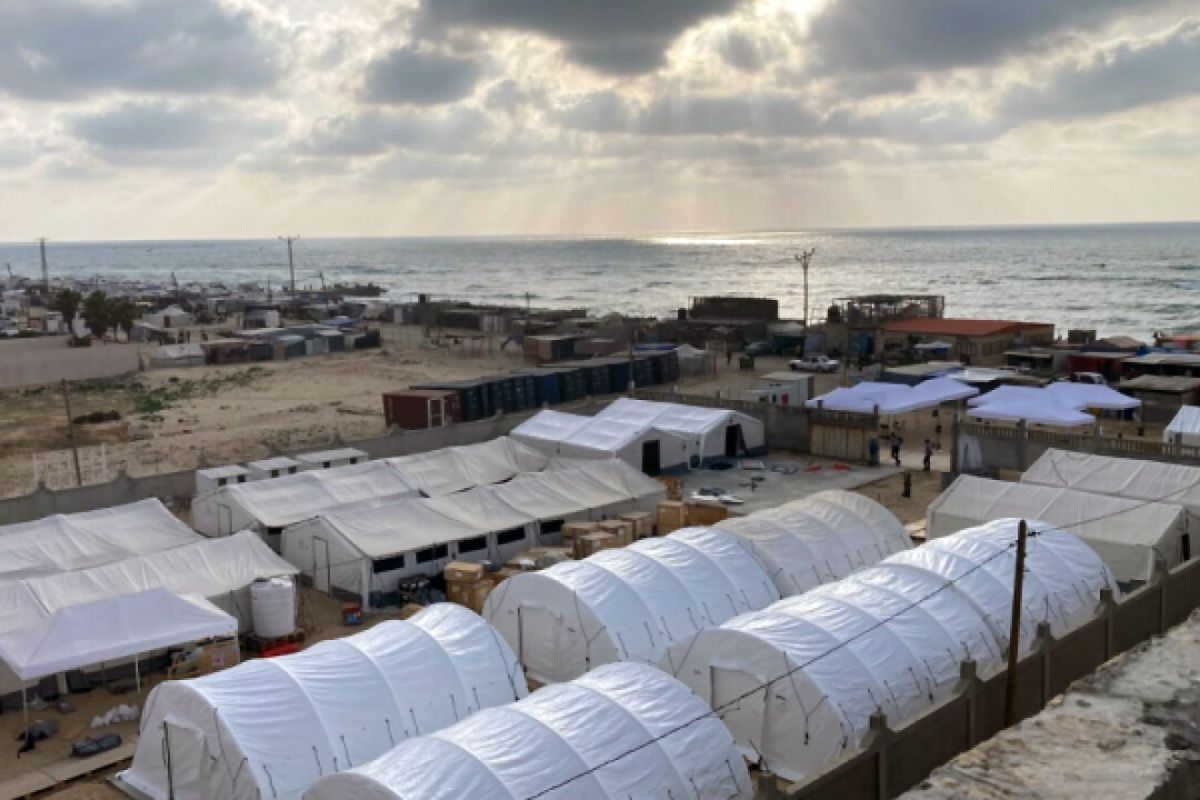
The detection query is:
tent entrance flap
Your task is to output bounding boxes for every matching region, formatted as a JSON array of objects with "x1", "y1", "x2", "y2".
[
  {"x1": 713, "y1": 666, "x2": 767, "y2": 763},
  {"x1": 642, "y1": 440, "x2": 661, "y2": 476},
  {"x1": 725, "y1": 425, "x2": 743, "y2": 458}
]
